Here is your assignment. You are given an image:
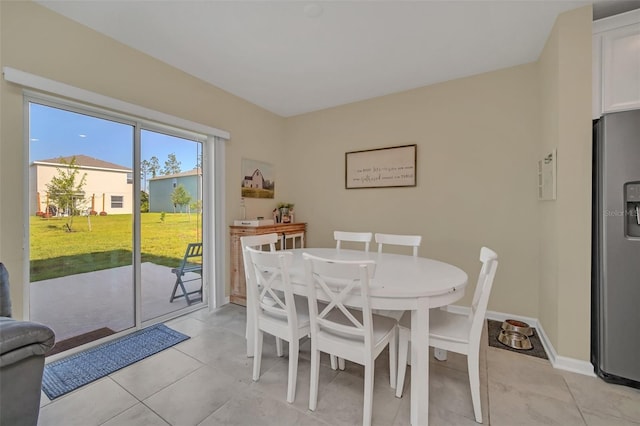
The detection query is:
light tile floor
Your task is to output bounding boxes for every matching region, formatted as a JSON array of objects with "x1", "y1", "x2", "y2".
[{"x1": 38, "y1": 304, "x2": 640, "y2": 425}]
